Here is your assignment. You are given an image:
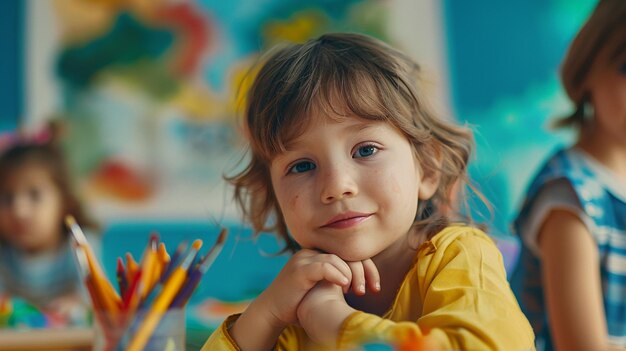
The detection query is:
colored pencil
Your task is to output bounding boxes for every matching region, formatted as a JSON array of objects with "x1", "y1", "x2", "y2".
[
  {"x1": 160, "y1": 240, "x2": 187, "y2": 283},
  {"x1": 171, "y1": 228, "x2": 227, "y2": 307},
  {"x1": 125, "y1": 240, "x2": 203, "y2": 351},
  {"x1": 125, "y1": 252, "x2": 139, "y2": 283},
  {"x1": 116, "y1": 257, "x2": 128, "y2": 297},
  {"x1": 138, "y1": 234, "x2": 159, "y2": 300},
  {"x1": 67, "y1": 220, "x2": 228, "y2": 349},
  {"x1": 65, "y1": 216, "x2": 121, "y2": 315}
]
